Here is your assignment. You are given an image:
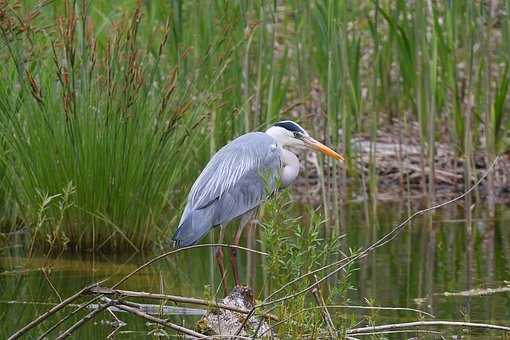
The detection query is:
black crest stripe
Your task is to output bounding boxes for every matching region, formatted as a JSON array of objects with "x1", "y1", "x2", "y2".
[{"x1": 274, "y1": 121, "x2": 305, "y2": 133}]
